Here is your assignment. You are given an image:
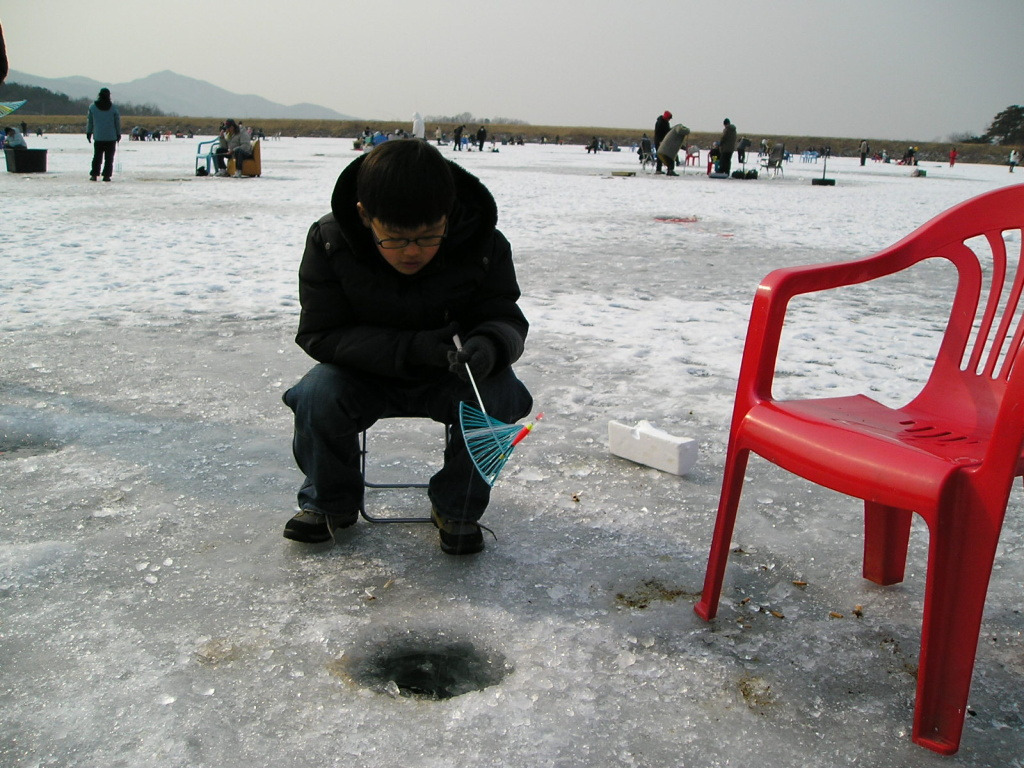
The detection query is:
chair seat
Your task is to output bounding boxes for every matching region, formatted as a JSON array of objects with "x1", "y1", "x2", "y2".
[{"x1": 741, "y1": 395, "x2": 988, "y2": 512}]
